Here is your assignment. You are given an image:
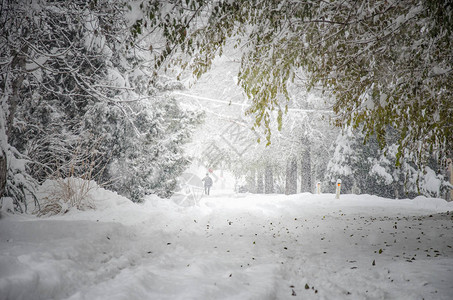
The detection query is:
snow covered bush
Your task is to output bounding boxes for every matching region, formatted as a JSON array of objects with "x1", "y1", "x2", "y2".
[
  {"x1": 36, "y1": 138, "x2": 106, "y2": 216},
  {"x1": 326, "y1": 128, "x2": 451, "y2": 199},
  {"x1": 38, "y1": 178, "x2": 96, "y2": 217}
]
